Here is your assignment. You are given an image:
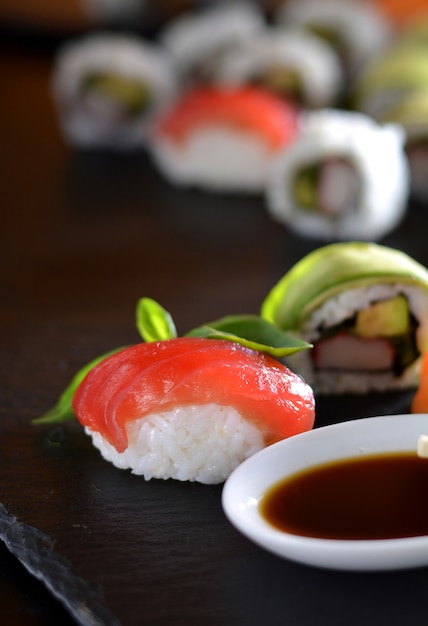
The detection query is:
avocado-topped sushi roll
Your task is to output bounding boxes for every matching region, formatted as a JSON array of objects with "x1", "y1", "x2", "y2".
[
  {"x1": 351, "y1": 39, "x2": 428, "y2": 198},
  {"x1": 51, "y1": 33, "x2": 176, "y2": 149},
  {"x1": 159, "y1": 1, "x2": 266, "y2": 86},
  {"x1": 350, "y1": 43, "x2": 428, "y2": 122},
  {"x1": 265, "y1": 109, "x2": 409, "y2": 241},
  {"x1": 213, "y1": 28, "x2": 343, "y2": 109},
  {"x1": 261, "y1": 242, "x2": 428, "y2": 394},
  {"x1": 149, "y1": 85, "x2": 299, "y2": 193},
  {"x1": 72, "y1": 337, "x2": 315, "y2": 483},
  {"x1": 276, "y1": 0, "x2": 392, "y2": 77},
  {"x1": 379, "y1": 90, "x2": 428, "y2": 198}
]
